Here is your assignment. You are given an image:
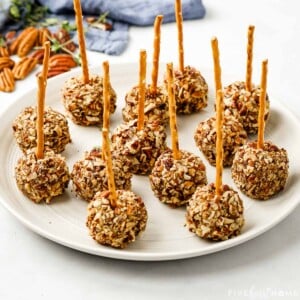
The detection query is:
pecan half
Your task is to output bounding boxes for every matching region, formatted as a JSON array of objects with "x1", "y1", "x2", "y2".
[
  {"x1": 13, "y1": 57, "x2": 38, "y2": 80},
  {"x1": 9, "y1": 27, "x2": 36, "y2": 55},
  {"x1": 17, "y1": 28, "x2": 39, "y2": 57},
  {"x1": 0, "y1": 68, "x2": 15, "y2": 92},
  {"x1": 53, "y1": 29, "x2": 76, "y2": 52},
  {"x1": 0, "y1": 47, "x2": 10, "y2": 57},
  {"x1": 37, "y1": 65, "x2": 72, "y2": 78},
  {"x1": 37, "y1": 28, "x2": 52, "y2": 46},
  {"x1": 0, "y1": 57, "x2": 15, "y2": 70},
  {"x1": 30, "y1": 49, "x2": 46, "y2": 64},
  {"x1": 49, "y1": 54, "x2": 77, "y2": 68}
]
